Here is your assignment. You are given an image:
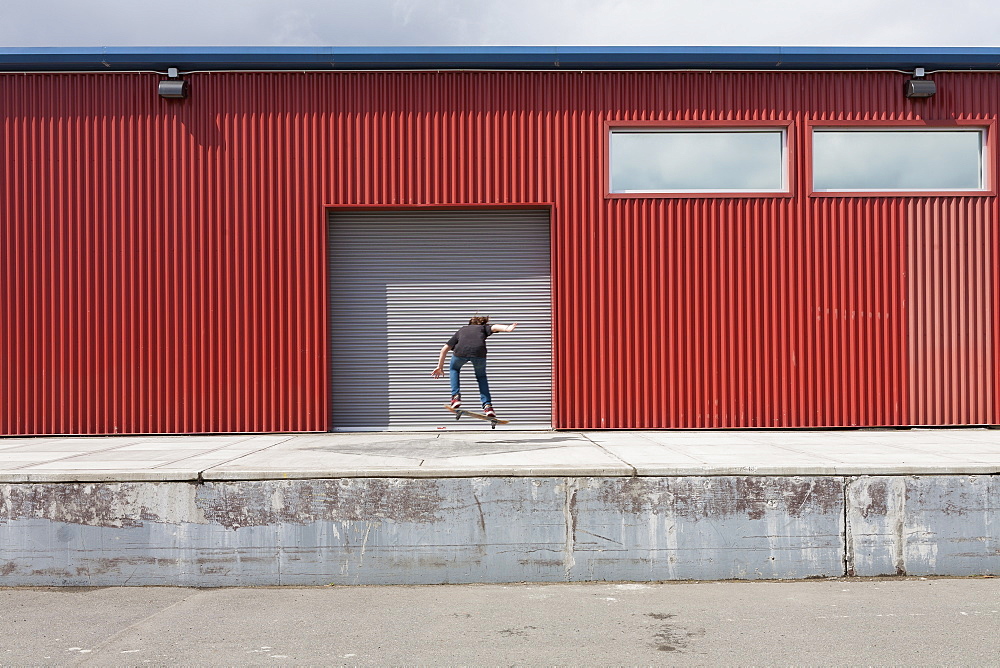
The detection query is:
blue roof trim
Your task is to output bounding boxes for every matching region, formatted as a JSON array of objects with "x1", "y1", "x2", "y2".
[{"x1": 2, "y1": 46, "x2": 1000, "y2": 71}]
